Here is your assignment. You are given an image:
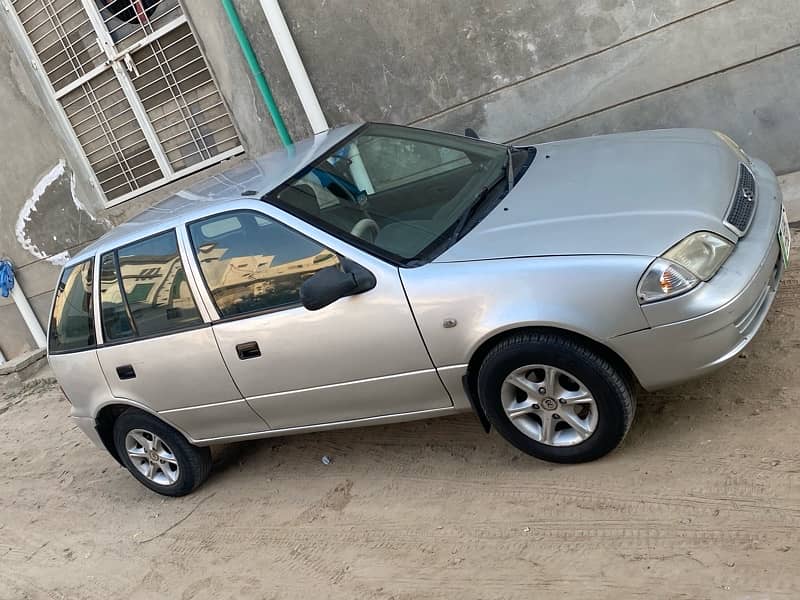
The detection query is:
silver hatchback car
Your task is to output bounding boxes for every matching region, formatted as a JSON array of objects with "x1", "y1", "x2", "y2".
[{"x1": 48, "y1": 123, "x2": 789, "y2": 495}]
